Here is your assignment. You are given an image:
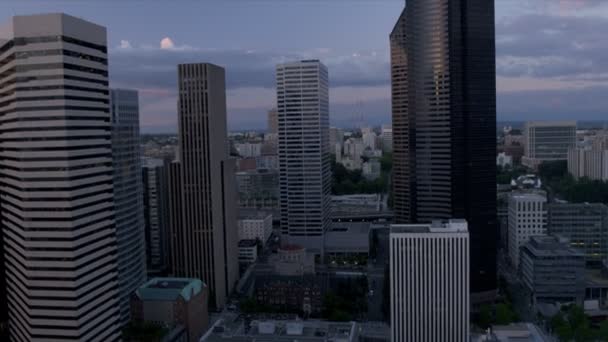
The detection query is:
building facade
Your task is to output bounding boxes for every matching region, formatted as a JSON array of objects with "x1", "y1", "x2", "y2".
[
  {"x1": 168, "y1": 63, "x2": 239, "y2": 309},
  {"x1": 520, "y1": 236, "x2": 586, "y2": 305},
  {"x1": 238, "y1": 212, "x2": 273, "y2": 245},
  {"x1": 568, "y1": 147, "x2": 608, "y2": 181},
  {"x1": 276, "y1": 60, "x2": 331, "y2": 252},
  {"x1": 0, "y1": 13, "x2": 121, "y2": 341},
  {"x1": 548, "y1": 202, "x2": 608, "y2": 267},
  {"x1": 235, "y1": 169, "x2": 279, "y2": 208},
  {"x1": 142, "y1": 157, "x2": 170, "y2": 276},
  {"x1": 523, "y1": 121, "x2": 576, "y2": 169},
  {"x1": 237, "y1": 239, "x2": 258, "y2": 264},
  {"x1": 390, "y1": 0, "x2": 497, "y2": 296},
  {"x1": 390, "y1": 220, "x2": 470, "y2": 342},
  {"x1": 508, "y1": 193, "x2": 547, "y2": 270},
  {"x1": 131, "y1": 278, "x2": 209, "y2": 342},
  {"x1": 111, "y1": 88, "x2": 146, "y2": 325}
]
